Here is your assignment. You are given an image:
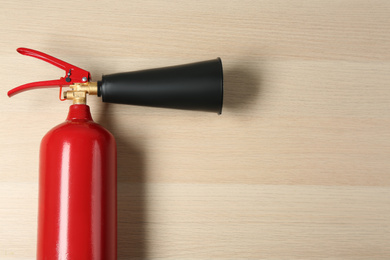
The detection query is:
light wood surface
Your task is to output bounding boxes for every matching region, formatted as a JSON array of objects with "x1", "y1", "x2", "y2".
[{"x1": 1, "y1": 0, "x2": 390, "y2": 259}]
